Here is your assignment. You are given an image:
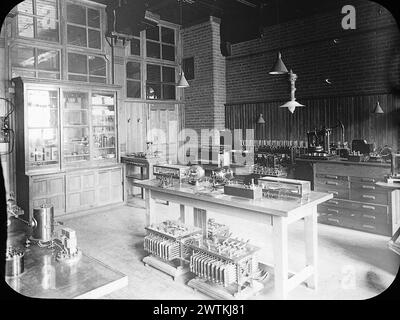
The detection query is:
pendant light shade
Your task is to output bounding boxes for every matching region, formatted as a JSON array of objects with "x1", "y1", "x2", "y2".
[
  {"x1": 177, "y1": 70, "x2": 189, "y2": 88},
  {"x1": 269, "y1": 52, "x2": 288, "y2": 75},
  {"x1": 280, "y1": 100, "x2": 304, "y2": 114},
  {"x1": 257, "y1": 113, "x2": 266, "y2": 124},
  {"x1": 372, "y1": 100, "x2": 384, "y2": 114}
]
